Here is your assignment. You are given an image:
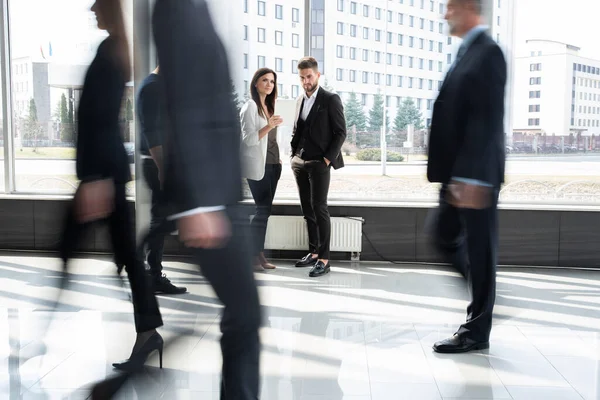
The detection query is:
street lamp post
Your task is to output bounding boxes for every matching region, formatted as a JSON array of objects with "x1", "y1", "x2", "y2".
[{"x1": 381, "y1": 0, "x2": 388, "y2": 176}]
